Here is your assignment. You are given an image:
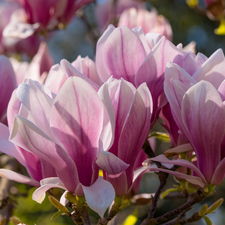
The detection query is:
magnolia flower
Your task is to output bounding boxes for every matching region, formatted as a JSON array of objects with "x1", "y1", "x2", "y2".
[
  {"x1": 0, "y1": 82, "x2": 57, "y2": 187},
  {"x1": 96, "y1": 25, "x2": 193, "y2": 126},
  {"x1": 95, "y1": 78, "x2": 153, "y2": 196},
  {"x1": 9, "y1": 77, "x2": 116, "y2": 217},
  {"x1": 95, "y1": 0, "x2": 145, "y2": 31},
  {"x1": 3, "y1": 0, "x2": 95, "y2": 39},
  {"x1": 0, "y1": 2, "x2": 41, "y2": 56},
  {"x1": 118, "y1": 8, "x2": 172, "y2": 41},
  {"x1": 150, "y1": 49, "x2": 225, "y2": 187}
]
